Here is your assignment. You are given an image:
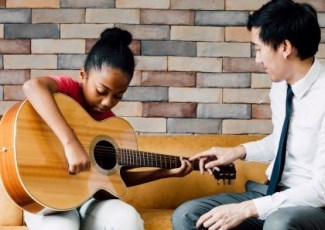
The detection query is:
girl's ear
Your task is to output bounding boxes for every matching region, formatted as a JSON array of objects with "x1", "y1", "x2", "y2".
[{"x1": 79, "y1": 67, "x2": 87, "y2": 80}]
